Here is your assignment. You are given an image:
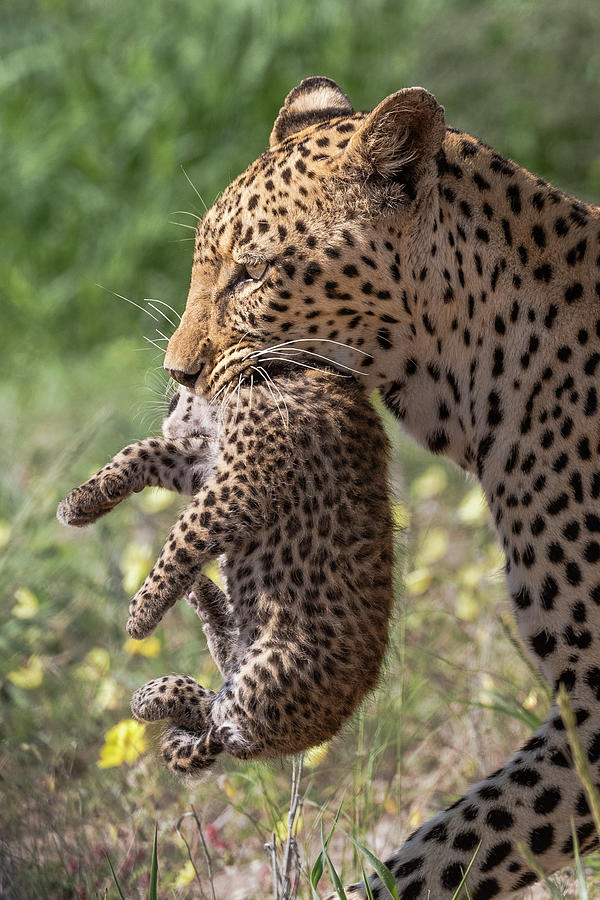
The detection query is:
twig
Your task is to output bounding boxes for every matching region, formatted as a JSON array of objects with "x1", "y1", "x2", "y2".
[
  {"x1": 266, "y1": 753, "x2": 305, "y2": 899},
  {"x1": 176, "y1": 812, "x2": 206, "y2": 899},
  {"x1": 191, "y1": 806, "x2": 218, "y2": 900}
]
